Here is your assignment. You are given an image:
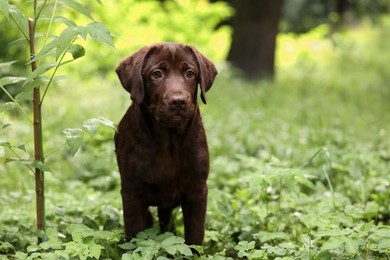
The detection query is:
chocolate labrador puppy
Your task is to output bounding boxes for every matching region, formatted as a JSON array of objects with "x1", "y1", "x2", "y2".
[{"x1": 115, "y1": 42, "x2": 217, "y2": 245}]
